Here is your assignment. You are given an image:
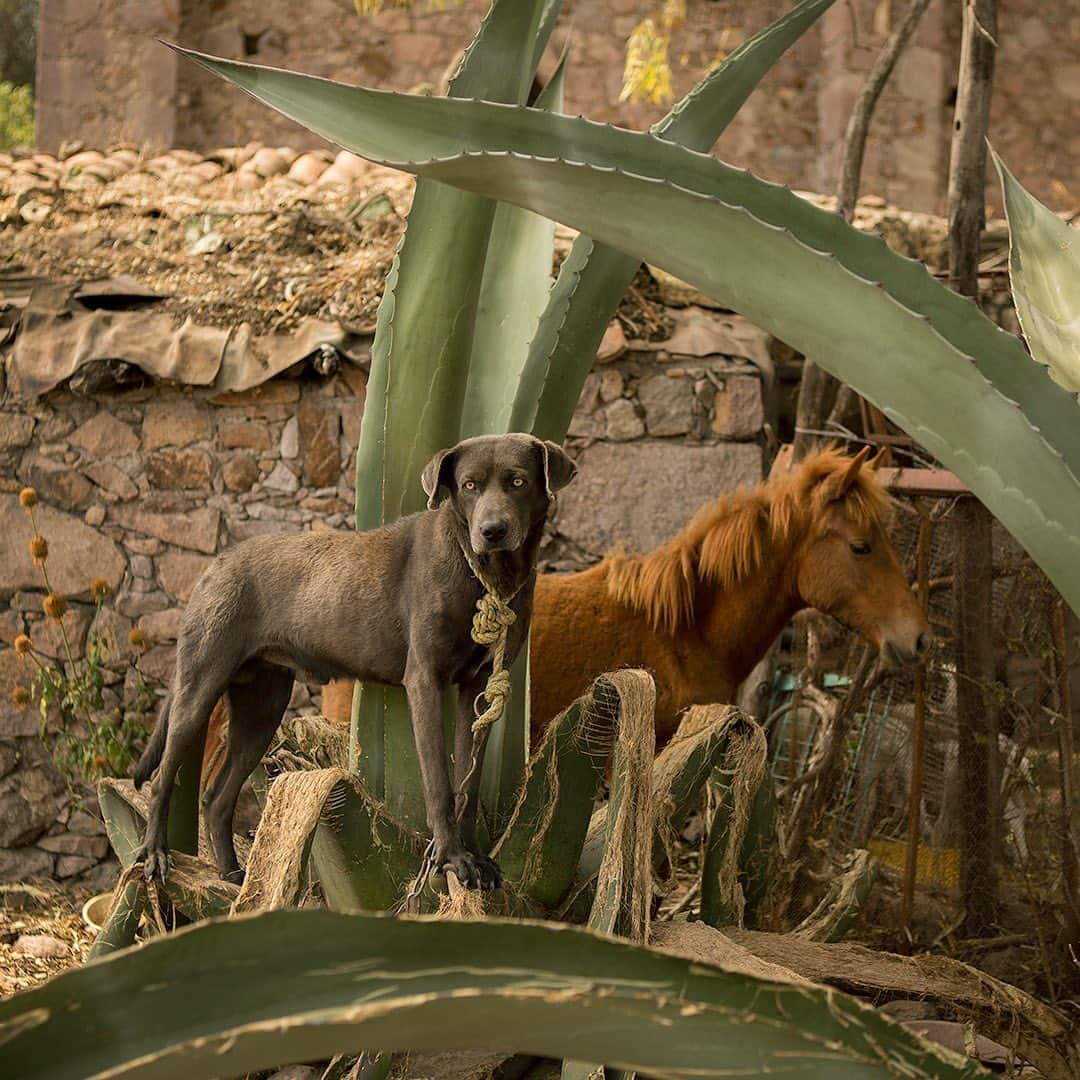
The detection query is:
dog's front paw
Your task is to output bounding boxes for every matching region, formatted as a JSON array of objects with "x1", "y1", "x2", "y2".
[
  {"x1": 438, "y1": 844, "x2": 503, "y2": 892},
  {"x1": 135, "y1": 844, "x2": 170, "y2": 883}
]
